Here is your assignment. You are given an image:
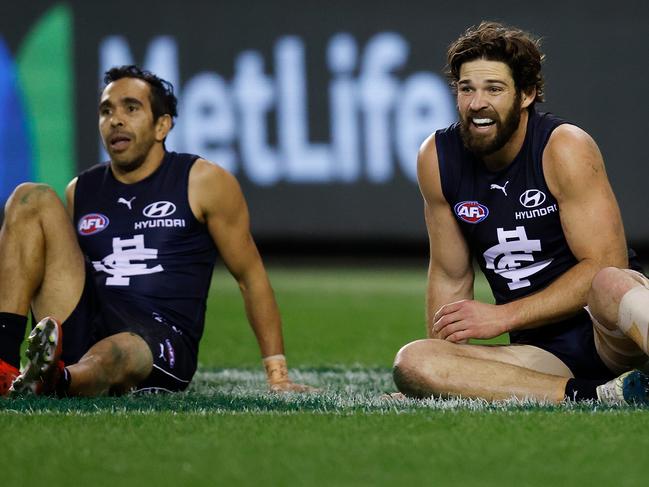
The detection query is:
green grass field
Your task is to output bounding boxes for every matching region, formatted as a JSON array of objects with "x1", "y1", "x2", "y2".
[{"x1": 2, "y1": 266, "x2": 648, "y2": 487}]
